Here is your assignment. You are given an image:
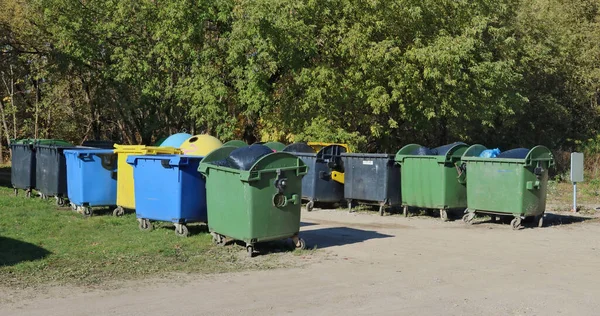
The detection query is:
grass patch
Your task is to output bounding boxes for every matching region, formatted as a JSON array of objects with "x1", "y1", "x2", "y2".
[{"x1": 0, "y1": 185, "x2": 303, "y2": 288}]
